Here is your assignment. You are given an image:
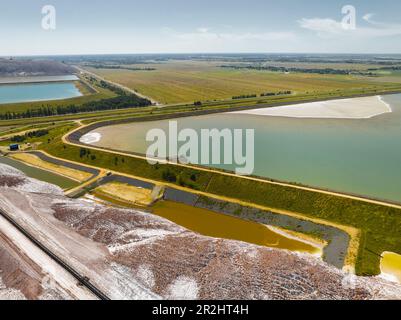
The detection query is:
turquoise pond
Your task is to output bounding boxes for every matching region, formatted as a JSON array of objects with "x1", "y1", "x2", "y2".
[
  {"x1": 0, "y1": 82, "x2": 82, "y2": 104},
  {"x1": 87, "y1": 94, "x2": 401, "y2": 204}
]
